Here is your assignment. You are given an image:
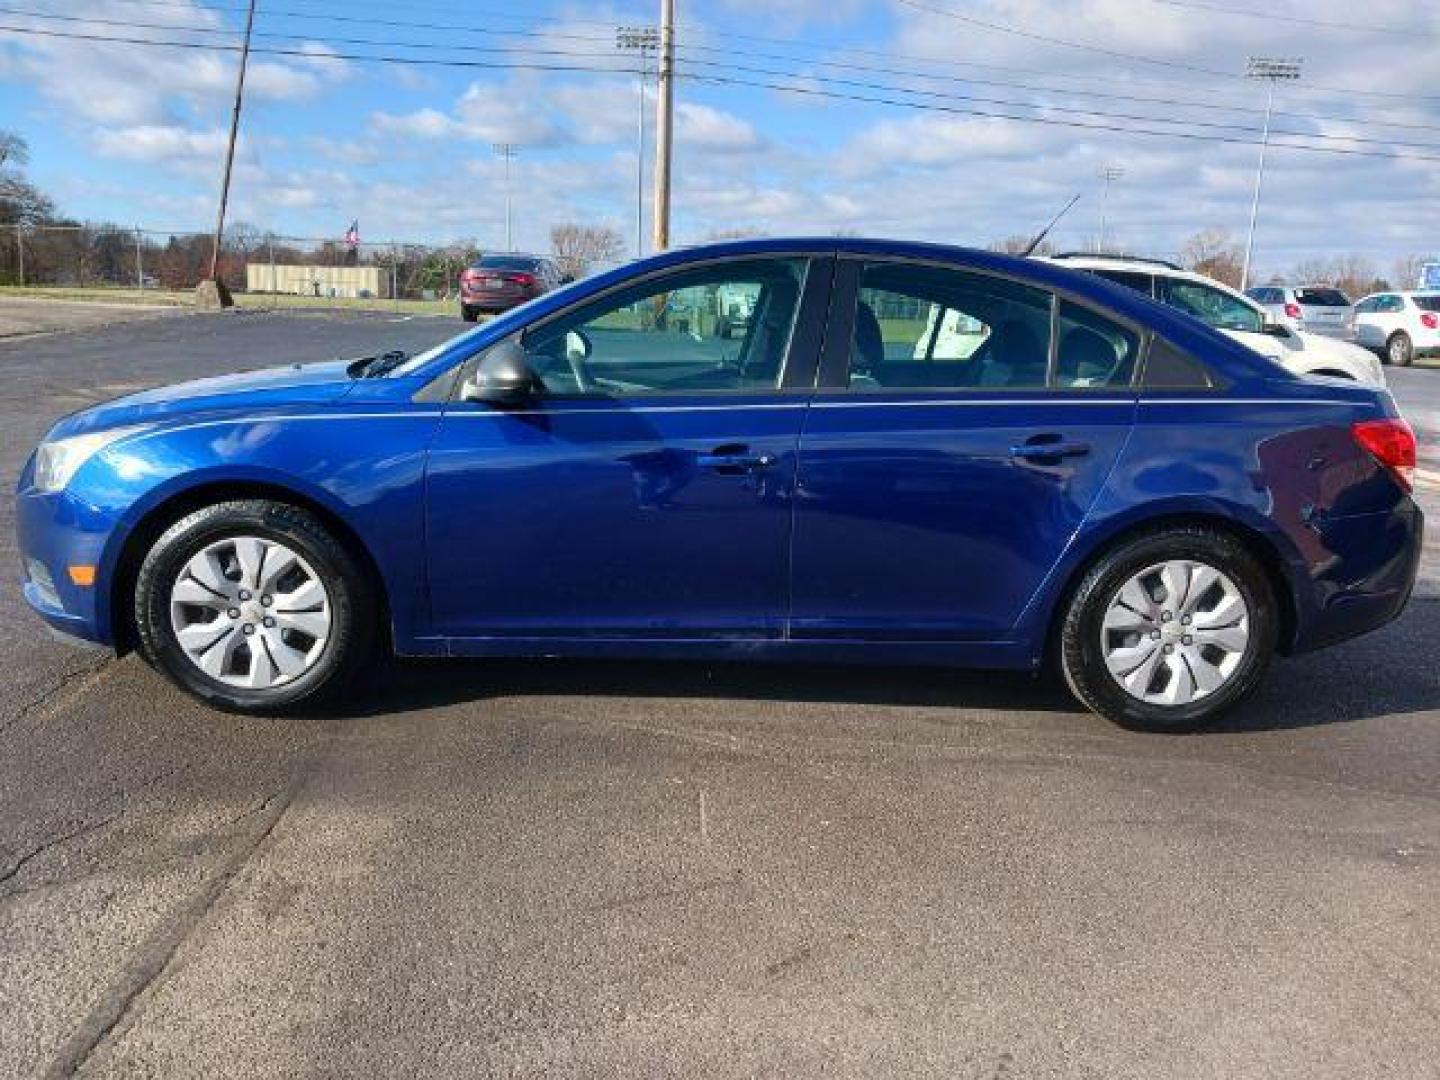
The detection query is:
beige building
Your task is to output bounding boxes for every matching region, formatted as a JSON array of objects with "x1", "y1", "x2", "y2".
[{"x1": 246, "y1": 264, "x2": 390, "y2": 299}]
